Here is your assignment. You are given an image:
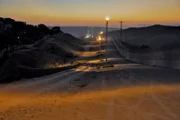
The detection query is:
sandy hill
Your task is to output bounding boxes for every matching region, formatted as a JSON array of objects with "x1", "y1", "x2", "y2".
[{"x1": 0, "y1": 32, "x2": 87, "y2": 83}]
